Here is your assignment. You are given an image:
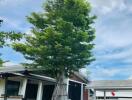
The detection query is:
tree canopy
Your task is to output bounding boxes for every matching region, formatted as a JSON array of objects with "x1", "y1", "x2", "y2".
[{"x1": 13, "y1": 0, "x2": 96, "y2": 78}]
